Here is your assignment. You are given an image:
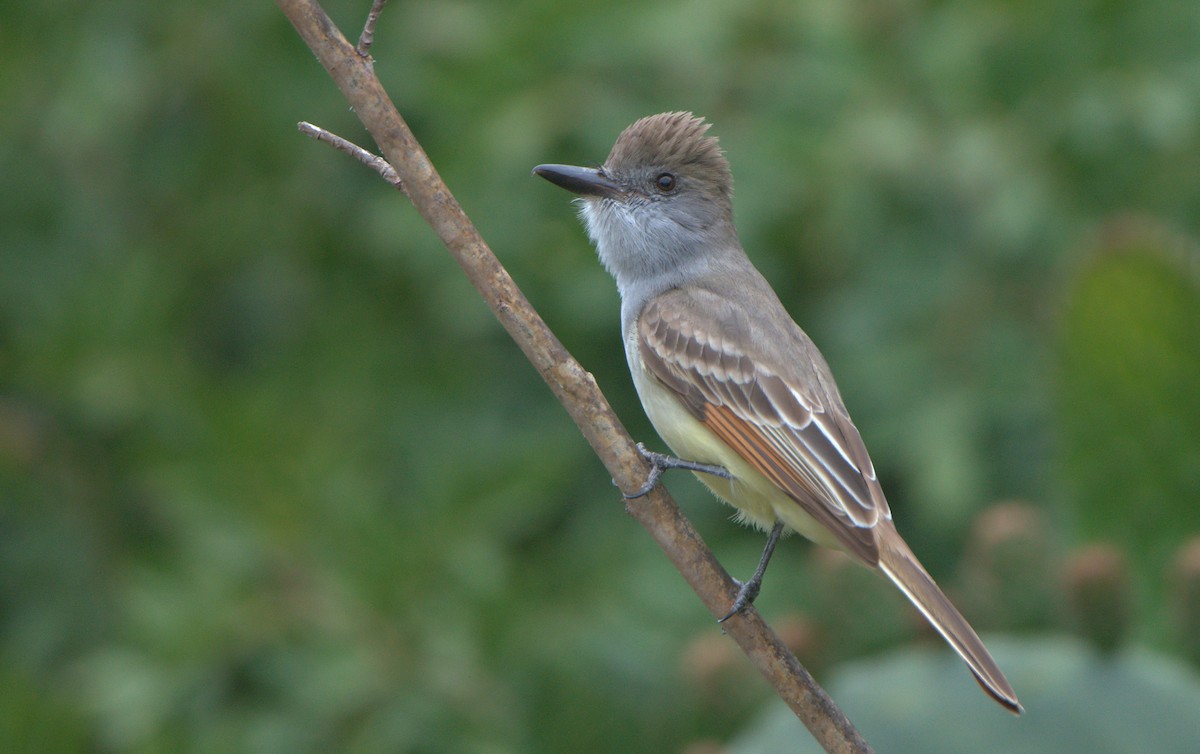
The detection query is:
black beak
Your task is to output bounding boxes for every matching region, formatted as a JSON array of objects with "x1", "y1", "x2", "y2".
[{"x1": 532, "y1": 164, "x2": 622, "y2": 198}]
